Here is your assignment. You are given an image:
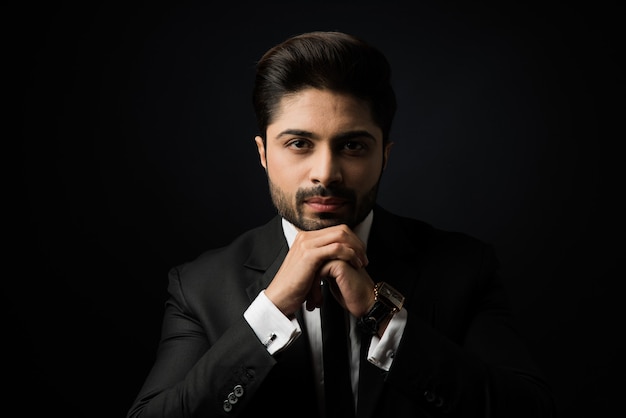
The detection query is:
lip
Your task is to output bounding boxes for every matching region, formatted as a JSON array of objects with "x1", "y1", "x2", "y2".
[{"x1": 304, "y1": 197, "x2": 348, "y2": 212}]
